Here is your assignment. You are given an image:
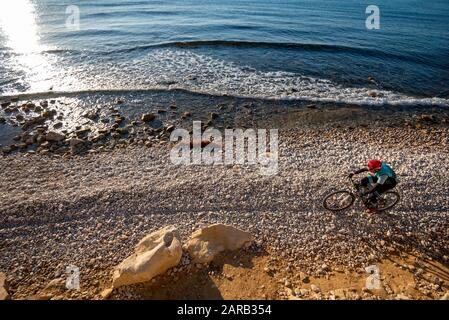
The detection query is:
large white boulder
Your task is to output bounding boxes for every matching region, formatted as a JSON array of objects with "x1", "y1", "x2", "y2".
[
  {"x1": 112, "y1": 226, "x2": 182, "y2": 288},
  {"x1": 440, "y1": 292, "x2": 449, "y2": 300},
  {"x1": 185, "y1": 224, "x2": 253, "y2": 263},
  {"x1": 0, "y1": 272, "x2": 10, "y2": 300}
]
